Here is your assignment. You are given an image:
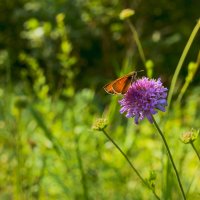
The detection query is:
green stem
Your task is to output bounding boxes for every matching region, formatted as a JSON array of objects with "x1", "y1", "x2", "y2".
[
  {"x1": 127, "y1": 20, "x2": 147, "y2": 66},
  {"x1": 152, "y1": 116, "x2": 186, "y2": 200},
  {"x1": 74, "y1": 135, "x2": 89, "y2": 200},
  {"x1": 190, "y1": 142, "x2": 200, "y2": 162},
  {"x1": 15, "y1": 111, "x2": 23, "y2": 200},
  {"x1": 101, "y1": 129, "x2": 160, "y2": 200},
  {"x1": 167, "y1": 19, "x2": 200, "y2": 111},
  {"x1": 176, "y1": 51, "x2": 200, "y2": 103}
]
